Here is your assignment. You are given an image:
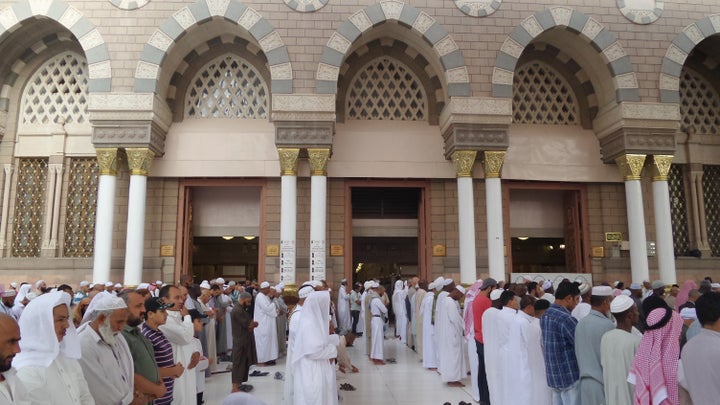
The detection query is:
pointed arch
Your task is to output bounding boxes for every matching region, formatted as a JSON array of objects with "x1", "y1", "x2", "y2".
[
  {"x1": 316, "y1": 0, "x2": 470, "y2": 98},
  {"x1": 134, "y1": 0, "x2": 292, "y2": 94},
  {"x1": 492, "y1": 7, "x2": 639, "y2": 103}
]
